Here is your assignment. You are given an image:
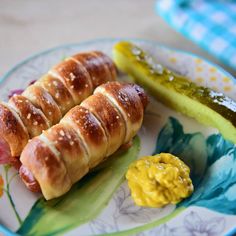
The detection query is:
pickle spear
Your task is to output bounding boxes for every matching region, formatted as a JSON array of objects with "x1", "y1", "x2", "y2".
[{"x1": 113, "y1": 41, "x2": 236, "y2": 144}]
